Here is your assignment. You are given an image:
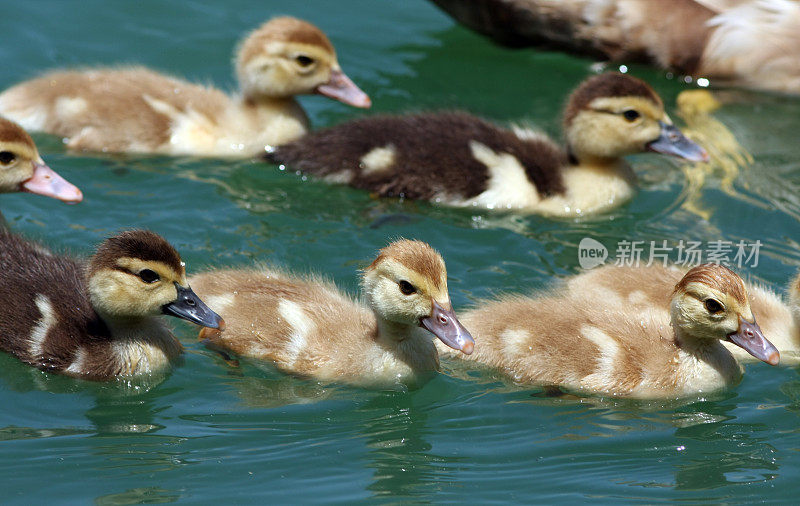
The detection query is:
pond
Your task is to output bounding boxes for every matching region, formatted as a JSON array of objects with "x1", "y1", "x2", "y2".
[{"x1": 2, "y1": 0, "x2": 799, "y2": 503}]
